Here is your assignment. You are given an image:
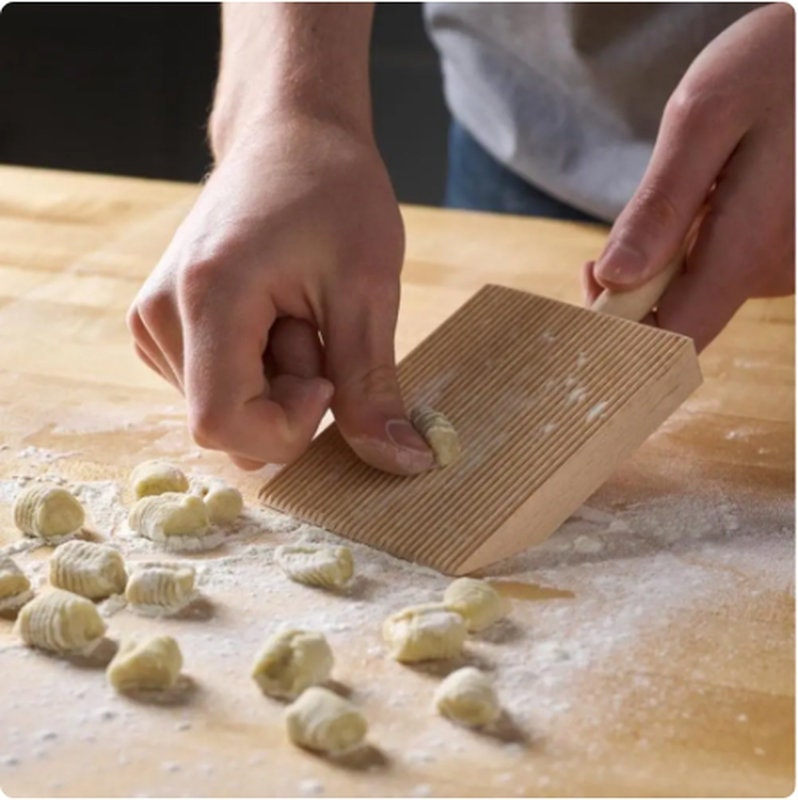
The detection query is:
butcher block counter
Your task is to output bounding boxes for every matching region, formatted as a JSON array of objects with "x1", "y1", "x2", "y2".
[{"x1": 0, "y1": 165, "x2": 793, "y2": 797}]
